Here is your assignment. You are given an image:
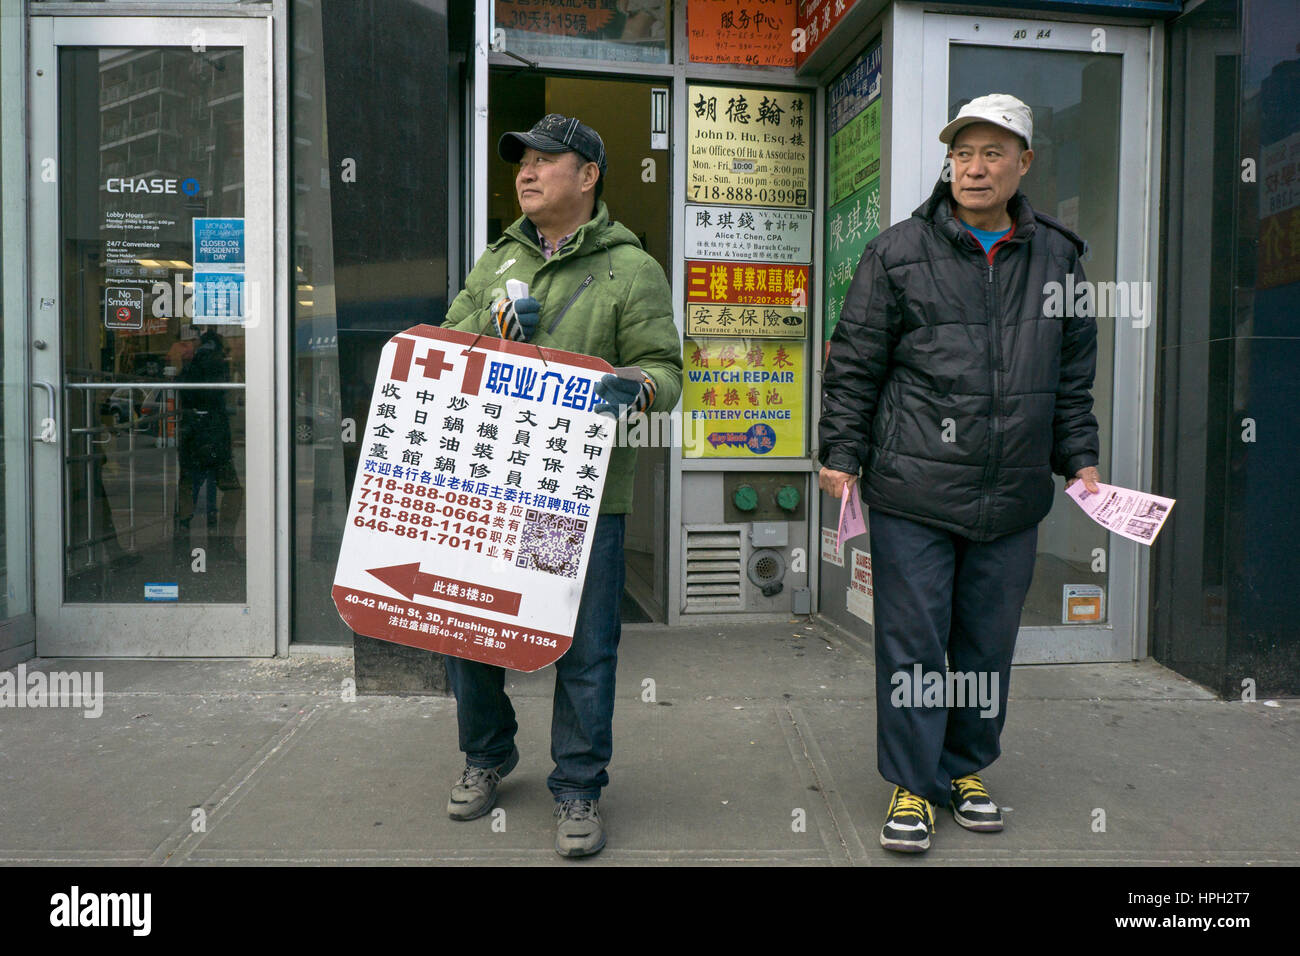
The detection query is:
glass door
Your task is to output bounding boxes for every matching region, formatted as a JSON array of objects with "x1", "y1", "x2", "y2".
[
  {"x1": 913, "y1": 13, "x2": 1155, "y2": 662},
  {"x1": 29, "y1": 17, "x2": 274, "y2": 656}
]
